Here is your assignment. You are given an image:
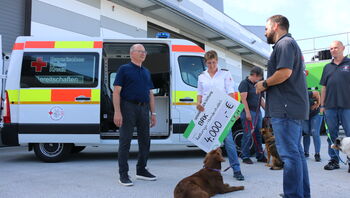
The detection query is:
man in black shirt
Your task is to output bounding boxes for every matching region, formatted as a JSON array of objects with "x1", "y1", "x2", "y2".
[
  {"x1": 256, "y1": 15, "x2": 310, "y2": 198},
  {"x1": 320, "y1": 40, "x2": 350, "y2": 170},
  {"x1": 238, "y1": 67, "x2": 266, "y2": 164}
]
